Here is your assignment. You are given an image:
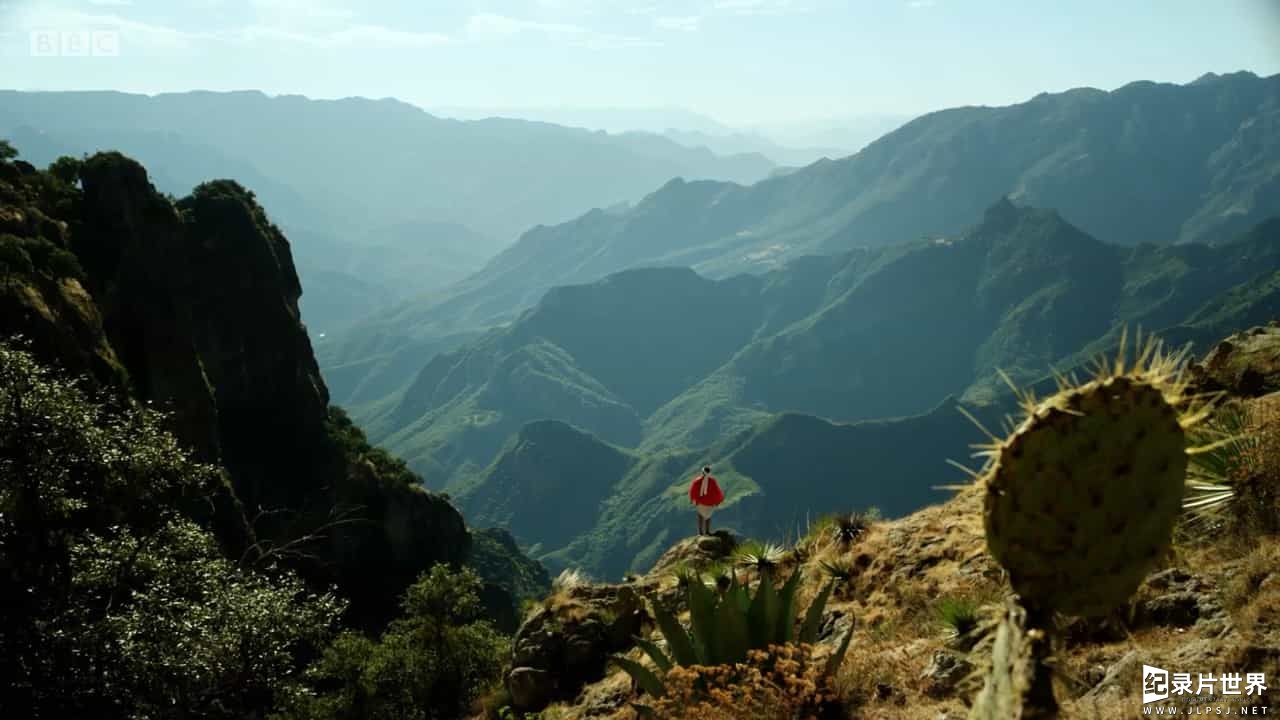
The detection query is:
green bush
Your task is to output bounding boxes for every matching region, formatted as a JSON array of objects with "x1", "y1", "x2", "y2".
[
  {"x1": 277, "y1": 564, "x2": 509, "y2": 720},
  {"x1": 327, "y1": 405, "x2": 423, "y2": 486},
  {"x1": 0, "y1": 341, "x2": 343, "y2": 718},
  {"x1": 0, "y1": 233, "x2": 85, "y2": 280},
  {"x1": 0, "y1": 235, "x2": 34, "y2": 276}
]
